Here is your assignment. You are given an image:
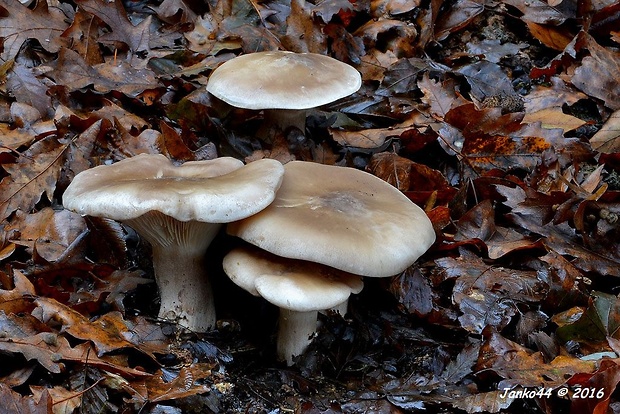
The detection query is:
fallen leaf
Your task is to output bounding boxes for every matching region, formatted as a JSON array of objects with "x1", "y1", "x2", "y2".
[
  {"x1": 33, "y1": 298, "x2": 142, "y2": 357},
  {"x1": 7, "y1": 208, "x2": 88, "y2": 263},
  {"x1": 522, "y1": 107, "x2": 586, "y2": 133},
  {"x1": 0, "y1": 137, "x2": 67, "y2": 220},
  {"x1": 0, "y1": 383, "x2": 52, "y2": 414},
  {"x1": 476, "y1": 330, "x2": 597, "y2": 389},
  {"x1": 0, "y1": 0, "x2": 68, "y2": 61},
  {"x1": 436, "y1": 255, "x2": 546, "y2": 333},
  {"x1": 571, "y1": 34, "x2": 620, "y2": 110},
  {"x1": 77, "y1": 0, "x2": 151, "y2": 56},
  {"x1": 590, "y1": 109, "x2": 620, "y2": 153}
]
